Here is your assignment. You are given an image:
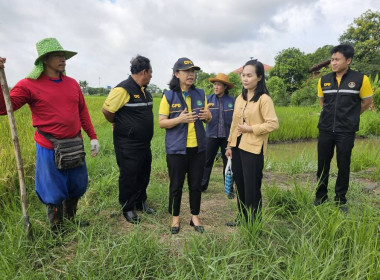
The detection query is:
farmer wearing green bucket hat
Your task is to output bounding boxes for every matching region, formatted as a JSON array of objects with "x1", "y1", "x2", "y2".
[{"x1": 0, "y1": 38, "x2": 100, "y2": 232}]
